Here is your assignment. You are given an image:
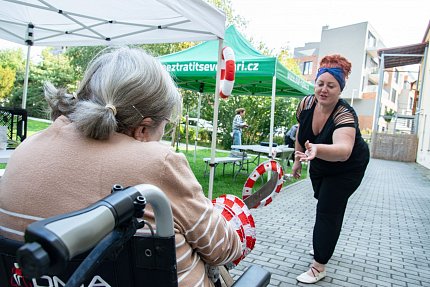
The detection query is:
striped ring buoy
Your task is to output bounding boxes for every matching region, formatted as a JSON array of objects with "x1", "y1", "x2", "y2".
[
  {"x1": 212, "y1": 194, "x2": 256, "y2": 269},
  {"x1": 219, "y1": 46, "x2": 235, "y2": 99},
  {"x1": 242, "y1": 160, "x2": 284, "y2": 209}
]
